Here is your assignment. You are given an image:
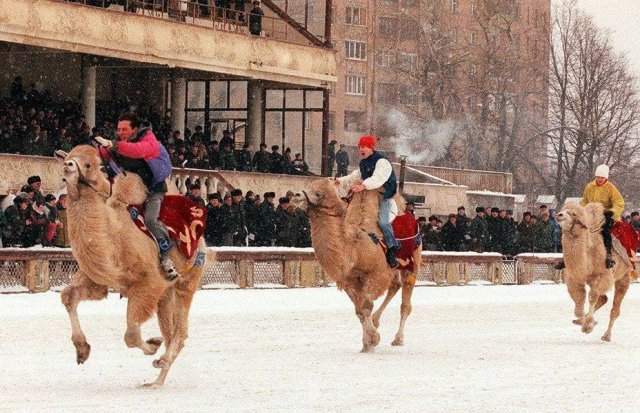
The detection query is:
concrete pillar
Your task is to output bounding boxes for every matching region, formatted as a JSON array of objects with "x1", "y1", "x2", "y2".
[
  {"x1": 247, "y1": 80, "x2": 264, "y2": 151},
  {"x1": 171, "y1": 77, "x2": 186, "y2": 135},
  {"x1": 82, "y1": 65, "x2": 96, "y2": 129}
]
